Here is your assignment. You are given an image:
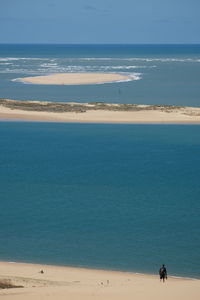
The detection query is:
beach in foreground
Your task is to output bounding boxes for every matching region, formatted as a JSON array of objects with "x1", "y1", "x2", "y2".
[
  {"x1": 0, "y1": 261, "x2": 199, "y2": 300},
  {"x1": 1, "y1": 99, "x2": 200, "y2": 124}
]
